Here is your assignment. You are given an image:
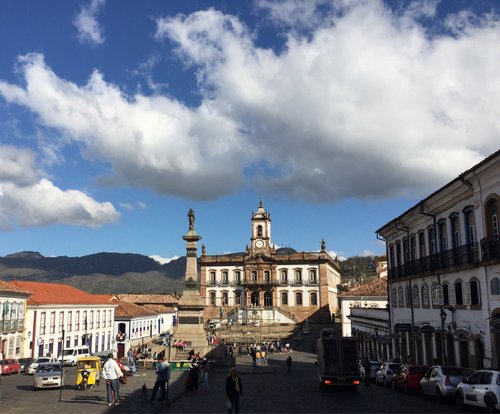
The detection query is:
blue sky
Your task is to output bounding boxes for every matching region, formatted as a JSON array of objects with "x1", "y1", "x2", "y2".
[{"x1": 0, "y1": 0, "x2": 499, "y2": 263}]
